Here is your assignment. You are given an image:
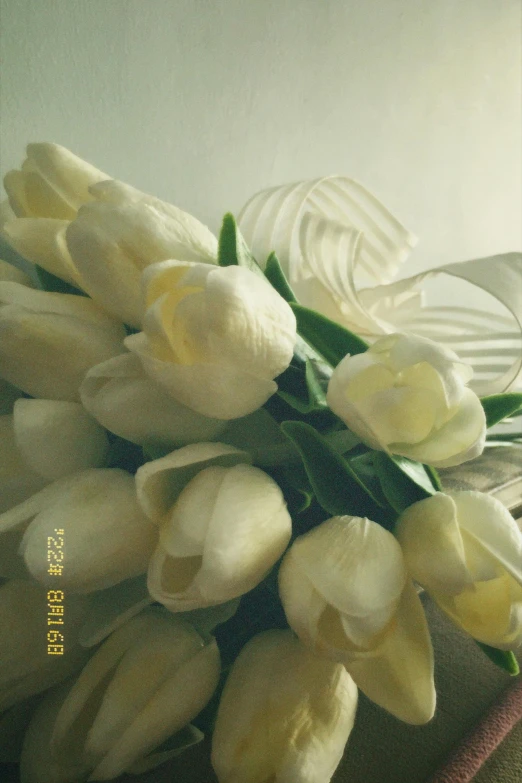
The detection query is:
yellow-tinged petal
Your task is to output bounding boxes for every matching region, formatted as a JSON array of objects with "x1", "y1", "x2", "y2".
[
  {"x1": 3, "y1": 218, "x2": 82, "y2": 286},
  {"x1": 19, "y1": 469, "x2": 157, "y2": 593},
  {"x1": 0, "y1": 282, "x2": 125, "y2": 401},
  {"x1": 135, "y1": 442, "x2": 250, "y2": 523},
  {"x1": 343, "y1": 581, "x2": 436, "y2": 725},
  {"x1": 148, "y1": 464, "x2": 292, "y2": 611},
  {"x1": 80, "y1": 353, "x2": 225, "y2": 448},
  {"x1": 395, "y1": 493, "x2": 473, "y2": 596},
  {"x1": 212, "y1": 630, "x2": 358, "y2": 783},
  {"x1": 13, "y1": 398, "x2": 109, "y2": 480}
]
